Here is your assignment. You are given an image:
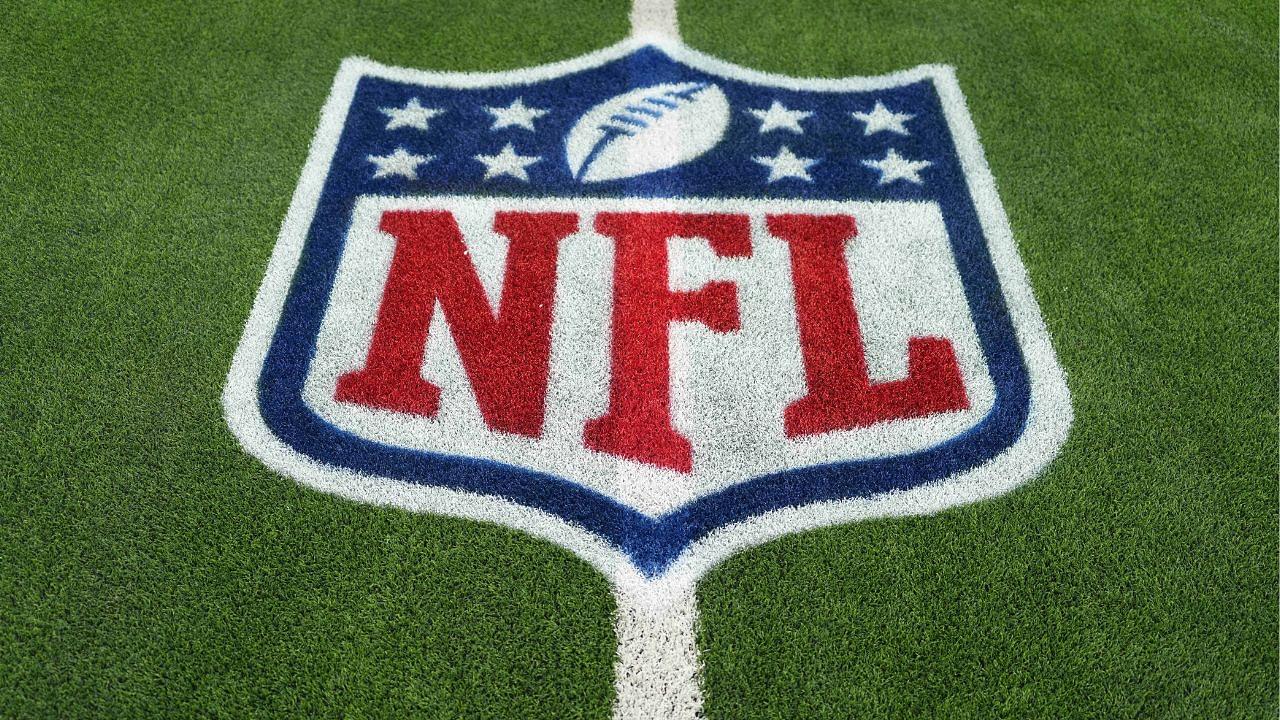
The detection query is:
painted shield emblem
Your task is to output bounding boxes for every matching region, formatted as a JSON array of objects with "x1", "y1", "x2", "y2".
[{"x1": 225, "y1": 39, "x2": 1071, "y2": 588}]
